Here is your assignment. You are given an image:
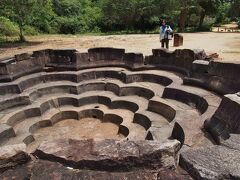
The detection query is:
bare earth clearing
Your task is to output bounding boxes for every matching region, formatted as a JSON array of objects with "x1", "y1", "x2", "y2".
[{"x1": 0, "y1": 32, "x2": 239, "y2": 61}]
